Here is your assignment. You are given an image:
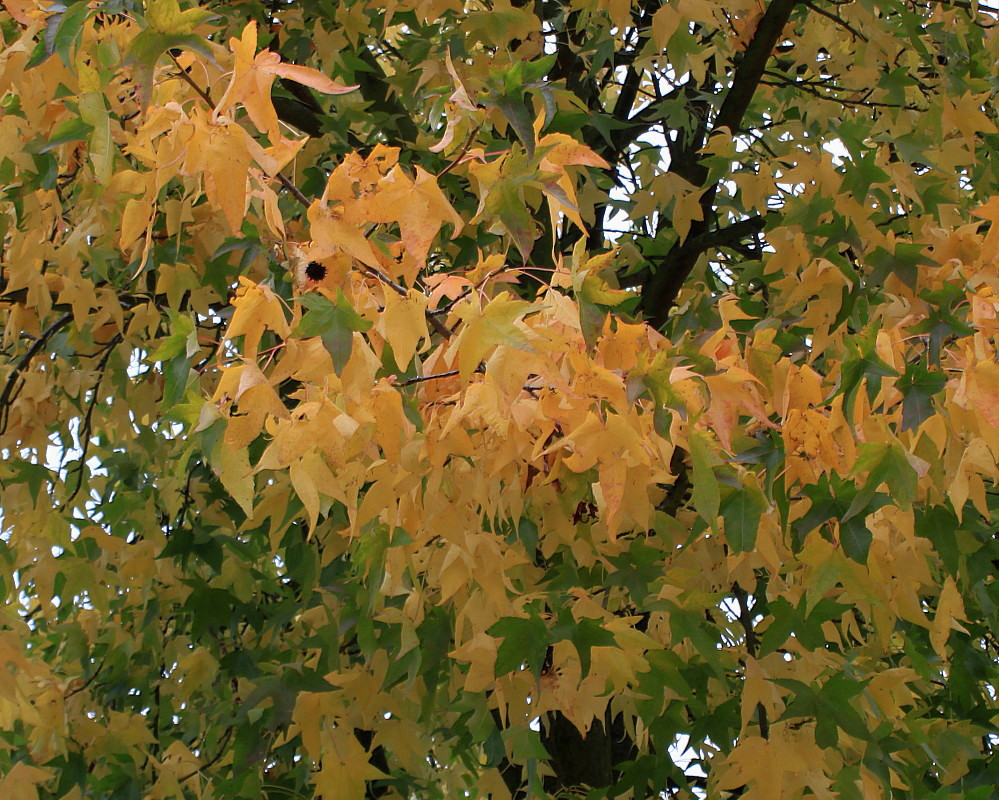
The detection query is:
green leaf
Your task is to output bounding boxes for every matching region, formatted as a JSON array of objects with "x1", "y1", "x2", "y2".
[
  {"x1": 295, "y1": 291, "x2": 372, "y2": 374},
  {"x1": 79, "y1": 92, "x2": 114, "y2": 185},
  {"x1": 839, "y1": 514, "x2": 877, "y2": 564},
  {"x1": 489, "y1": 614, "x2": 549, "y2": 678},
  {"x1": 567, "y1": 617, "x2": 615, "y2": 677},
  {"x1": 667, "y1": 605, "x2": 726, "y2": 679},
  {"x1": 485, "y1": 177, "x2": 537, "y2": 260},
  {"x1": 721, "y1": 483, "x2": 766, "y2": 553},
  {"x1": 148, "y1": 311, "x2": 197, "y2": 362},
  {"x1": 898, "y1": 362, "x2": 945, "y2": 431},
  {"x1": 495, "y1": 93, "x2": 537, "y2": 159},
  {"x1": 520, "y1": 54, "x2": 557, "y2": 86},
  {"x1": 28, "y1": 117, "x2": 93, "y2": 154},
  {"x1": 845, "y1": 440, "x2": 916, "y2": 518},
  {"x1": 124, "y1": 29, "x2": 218, "y2": 107},
  {"x1": 688, "y1": 429, "x2": 720, "y2": 532},
  {"x1": 53, "y1": 1, "x2": 90, "y2": 67}
]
